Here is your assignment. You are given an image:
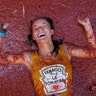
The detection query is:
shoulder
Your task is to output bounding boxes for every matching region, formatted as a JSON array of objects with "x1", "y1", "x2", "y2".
[
  {"x1": 23, "y1": 50, "x2": 32, "y2": 57},
  {"x1": 62, "y1": 42, "x2": 81, "y2": 51},
  {"x1": 23, "y1": 50, "x2": 33, "y2": 59},
  {"x1": 61, "y1": 42, "x2": 82, "y2": 59},
  {"x1": 22, "y1": 50, "x2": 34, "y2": 70},
  {"x1": 61, "y1": 42, "x2": 73, "y2": 52},
  {"x1": 62, "y1": 42, "x2": 90, "y2": 58},
  {"x1": 23, "y1": 50, "x2": 33, "y2": 64},
  {"x1": 61, "y1": 42, "x2": 72, "y2": 60}
]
